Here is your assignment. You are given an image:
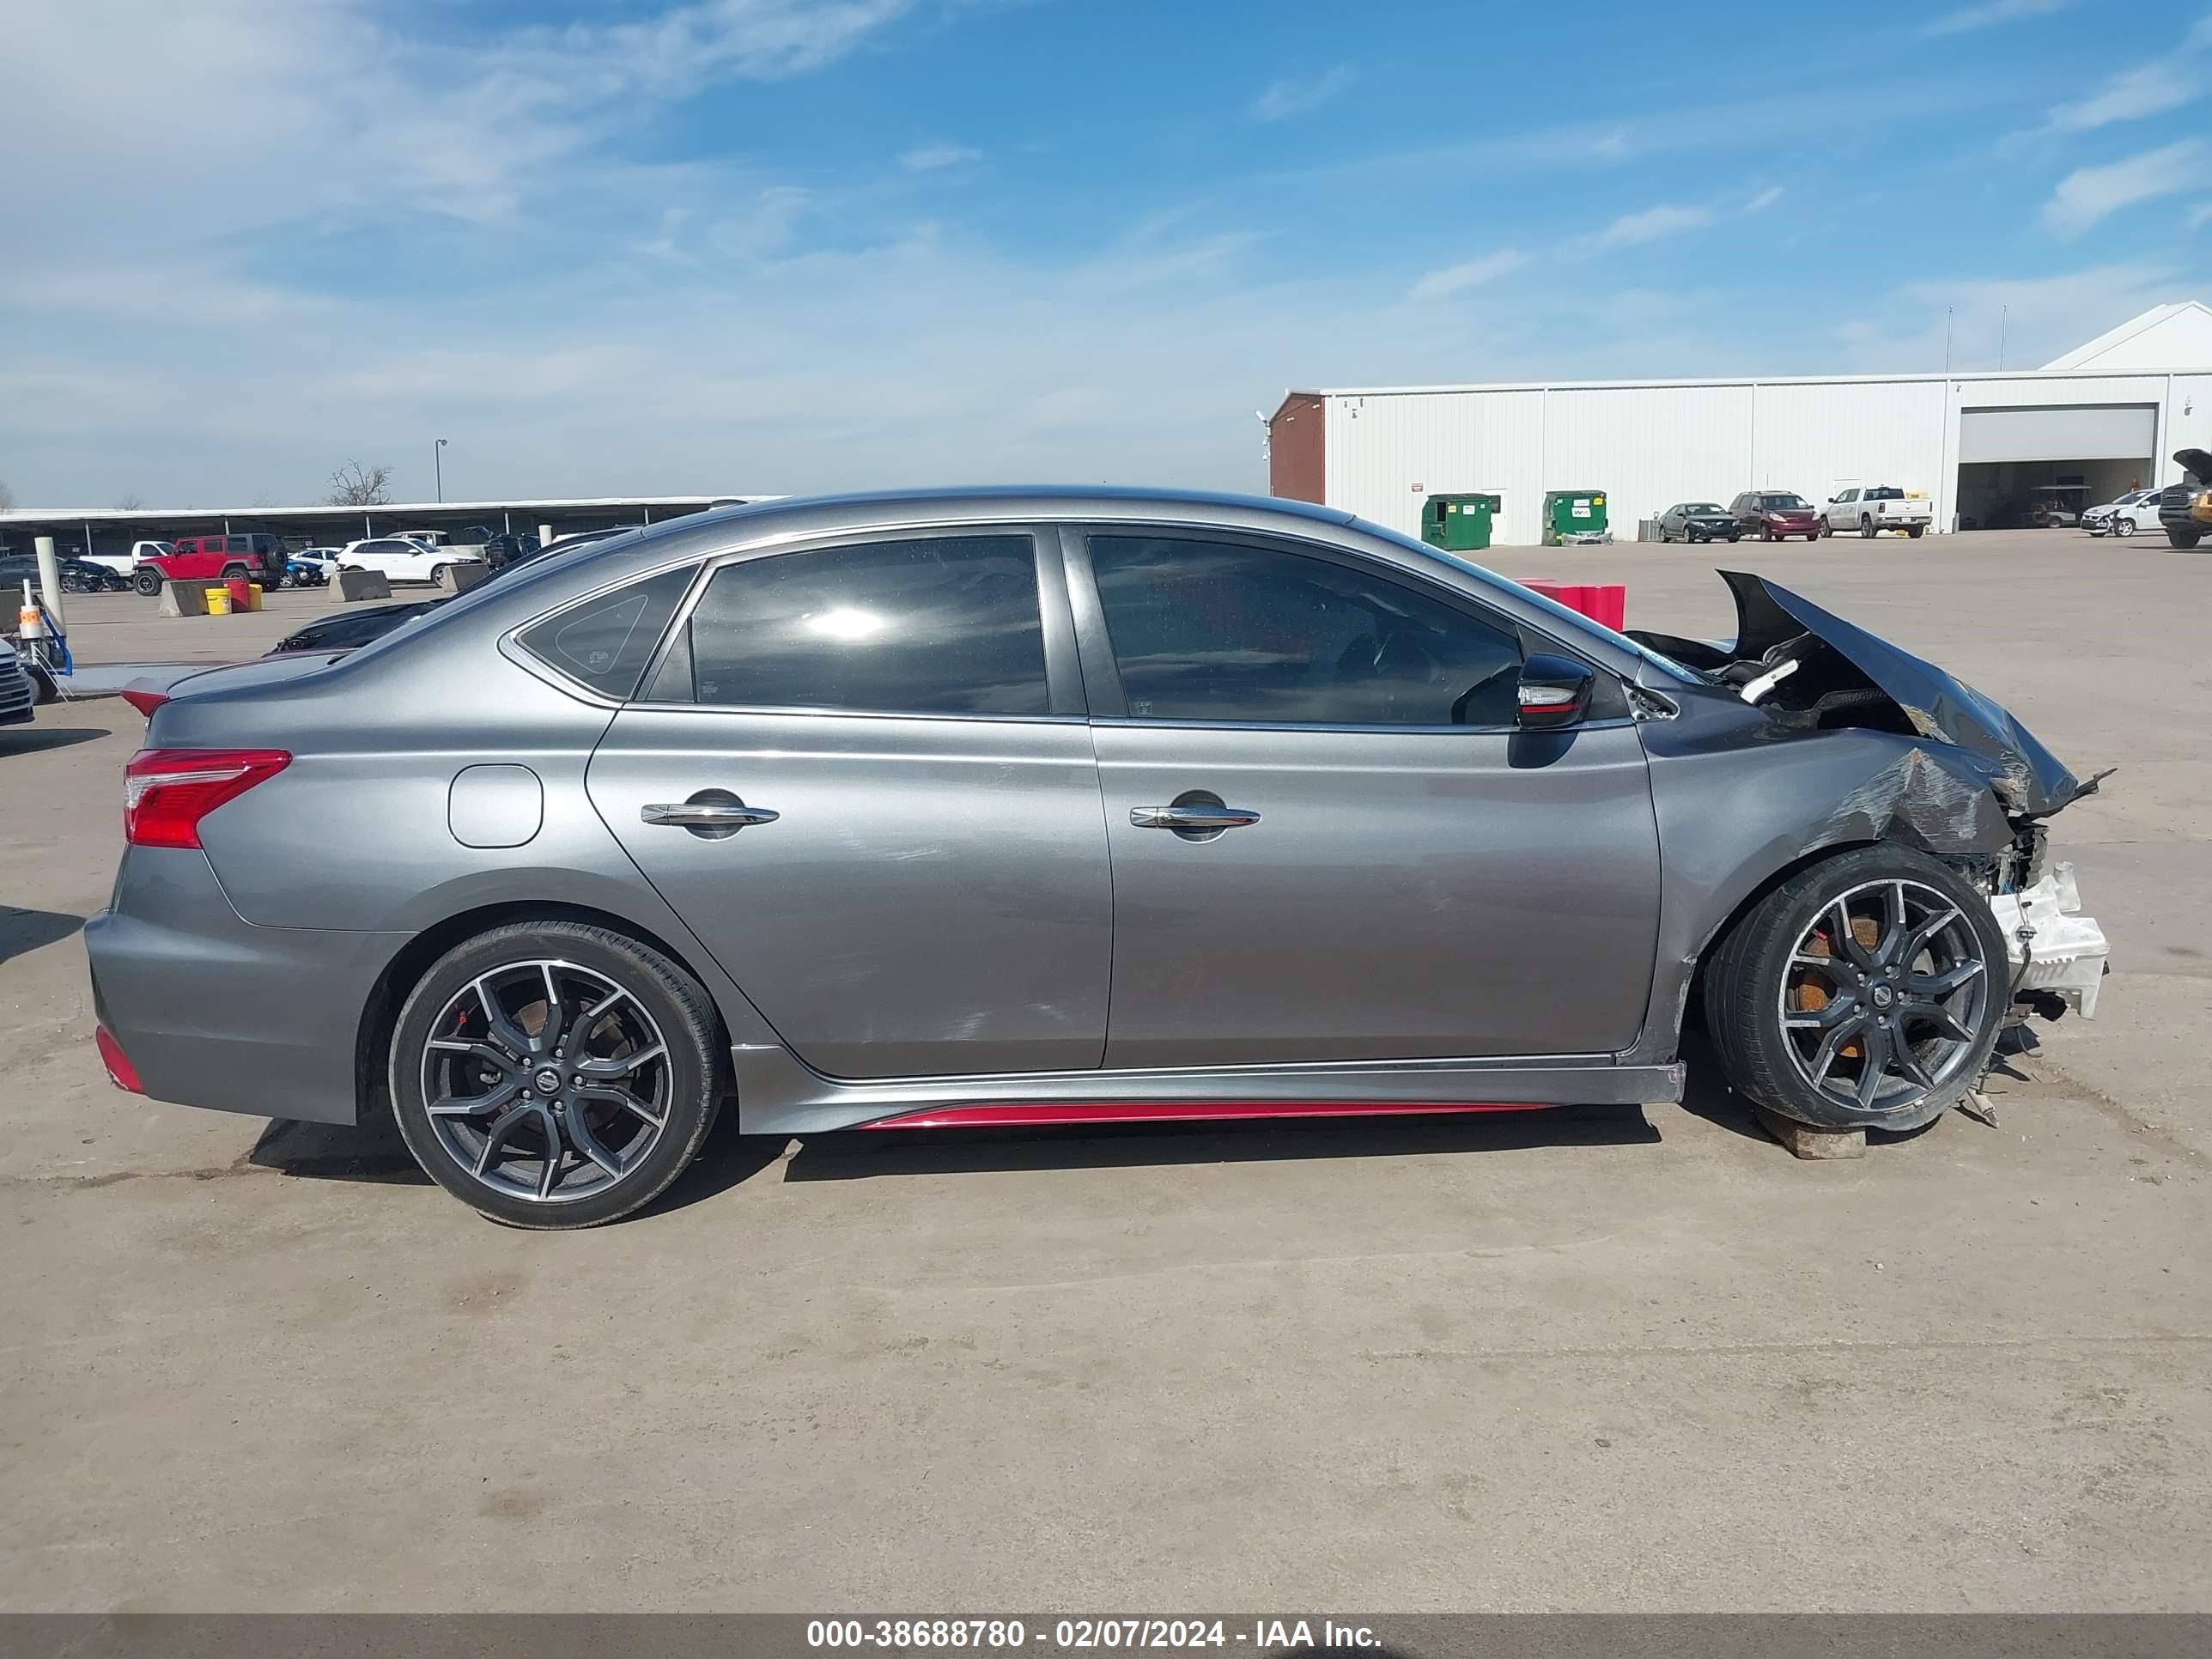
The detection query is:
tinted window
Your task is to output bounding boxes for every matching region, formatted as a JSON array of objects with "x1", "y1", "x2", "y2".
[
  {"x1": 1089, "y1": 535, "x2": 1522, "y2": 727},
  {"x1": 649, "y1": 536, "x2": 1048, "y2": 716},
  {"x1": 520, "y1": 563, "x2": 696, "y2": 699},
  {"x1": 1865, "y1": 486, "x2": 1904, "y2": 501}
]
